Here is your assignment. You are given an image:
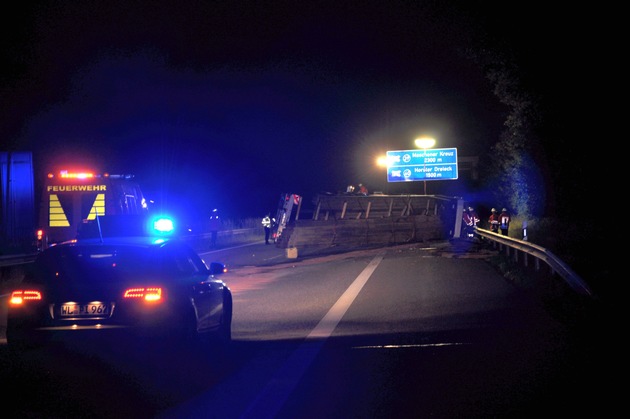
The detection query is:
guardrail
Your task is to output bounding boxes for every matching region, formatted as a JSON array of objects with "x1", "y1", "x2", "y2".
[
  {"x1": 0, "y1": 228, "x2": 260, "y2": 268},
  {"x1": 474, "y1": 226, "x2": 593, "y2": 297},
  {"x1": 183, "y1": 228, "x2": 259, "y2": 247},
  {"x1": 1, "y1": 226, "x2": 593, "y2": 299}
]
